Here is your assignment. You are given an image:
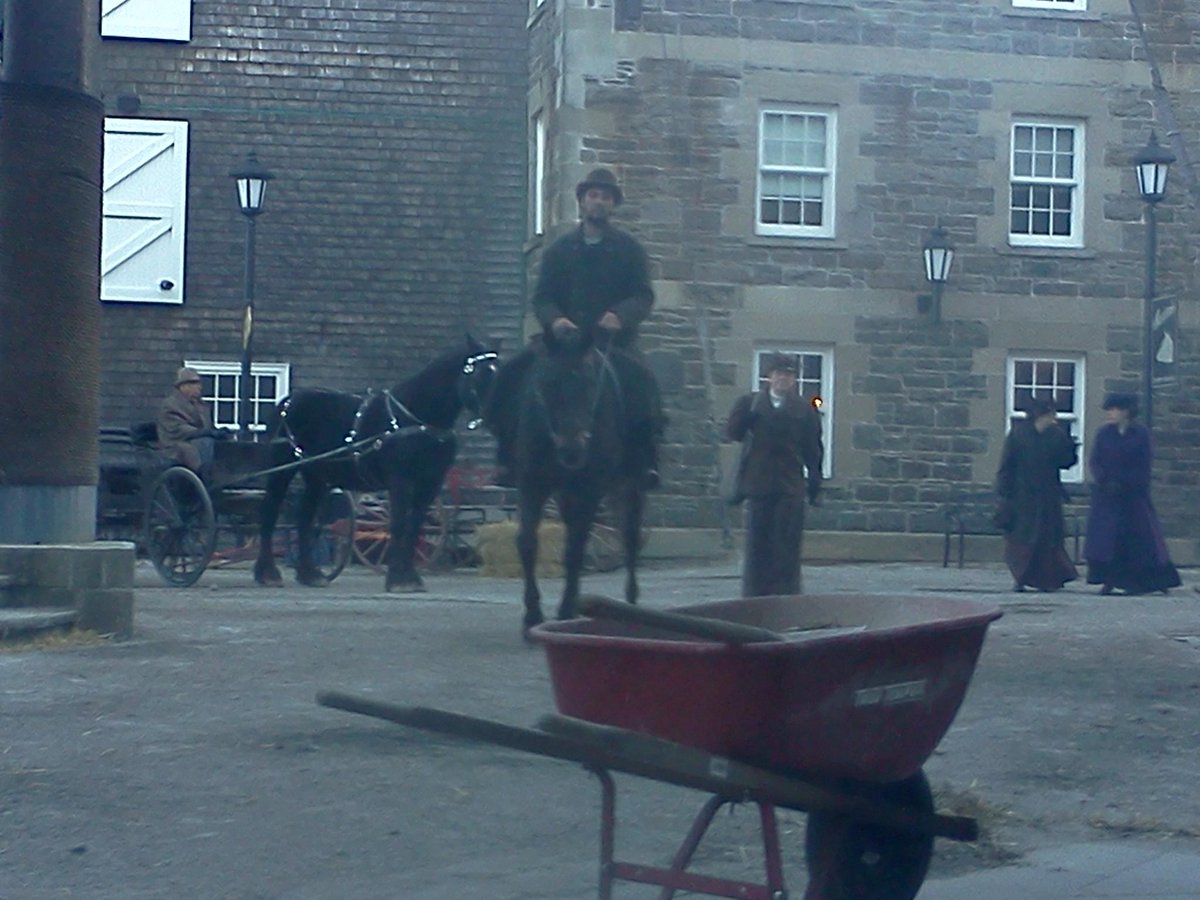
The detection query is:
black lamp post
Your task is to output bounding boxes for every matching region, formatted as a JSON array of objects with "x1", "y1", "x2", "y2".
[
  {"x1": 229, "y1": 151, "x2": 273, "y2": 440},
  {"x1": 1133, "y1": 131, "x2": 1174, "y2": 432},
  {"x1": 920, "y1": 226, "x2": 955, "y2": 323}
]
